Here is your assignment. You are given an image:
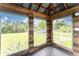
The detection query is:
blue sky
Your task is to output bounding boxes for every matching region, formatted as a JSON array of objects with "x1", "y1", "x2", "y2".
[
  {"x1": 0, "y1": 11, "x2": 72, "y2": 25},
  {"x1": 34, "y1": 18, "x2": 41, "y2": 25},
  {"x1": 64, "y1": 16, "x2": 72, "y2": 25},
  {"x1": 0, "y1": 11, "x2": 28, "y2": 23},
  {"x1": 53, "y1": 15, "x2": 72, "y2": 25},
  {"x1": 34, "y1": 17, "x2": 45, "y2": 26},
  {"x1": 0, "y1": 11, "x2": 45, "y2": 25}
]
